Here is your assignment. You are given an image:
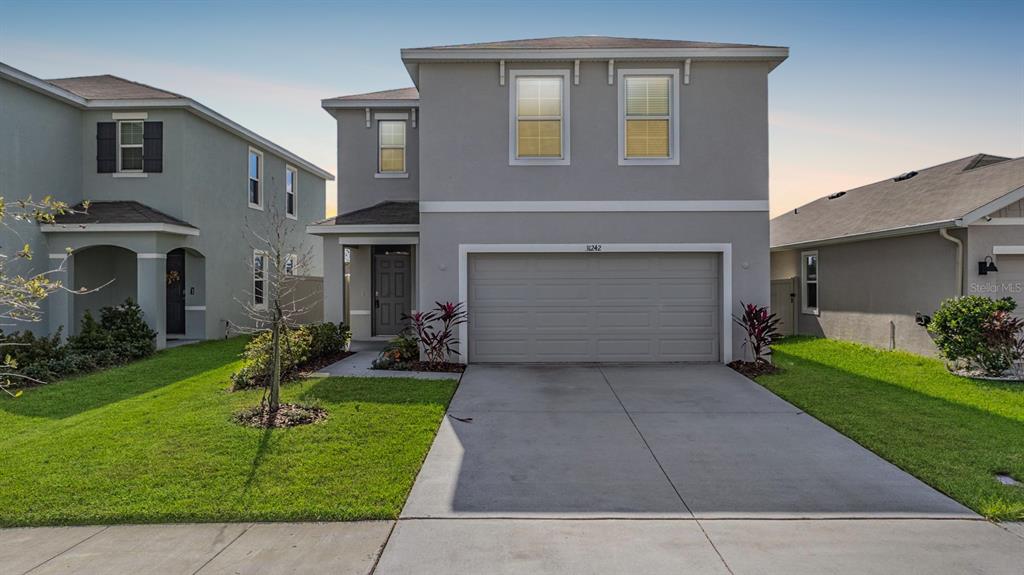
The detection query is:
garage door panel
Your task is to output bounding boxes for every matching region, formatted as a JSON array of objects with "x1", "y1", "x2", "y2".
[{"x1": 469, "y1": 253, "x2": 720, "y2": 363}]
